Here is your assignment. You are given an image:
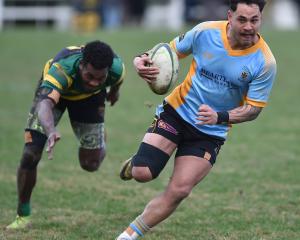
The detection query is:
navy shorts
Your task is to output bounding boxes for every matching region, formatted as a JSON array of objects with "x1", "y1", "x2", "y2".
[{"x1": 147, "y1": 103, "x2": 225, "y2": 165}]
